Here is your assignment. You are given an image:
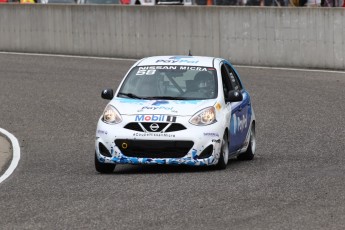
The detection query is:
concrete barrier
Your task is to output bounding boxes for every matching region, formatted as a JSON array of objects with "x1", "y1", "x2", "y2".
[{"x1": 0, "y1": 5, "x2": 344, "y2": 69}]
